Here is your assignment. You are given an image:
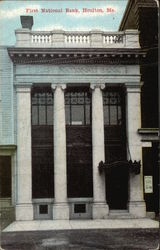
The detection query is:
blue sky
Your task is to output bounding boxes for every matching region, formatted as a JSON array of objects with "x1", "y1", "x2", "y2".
[{"x1": 0, "y1": 0, "x2": 128, "y2": 45}]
